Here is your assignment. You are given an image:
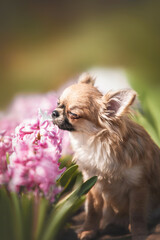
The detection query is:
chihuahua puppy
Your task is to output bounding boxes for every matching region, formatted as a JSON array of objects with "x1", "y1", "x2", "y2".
[{"x1": 52, "y1": 74, "x2": 160, "y2": 240}]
